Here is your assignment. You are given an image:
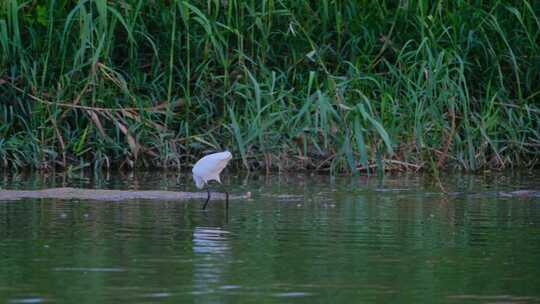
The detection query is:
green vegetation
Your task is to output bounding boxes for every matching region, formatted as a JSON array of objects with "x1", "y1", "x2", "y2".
[{"x1": 0, "y1": 0, "x2": 539, "y2": 173}]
